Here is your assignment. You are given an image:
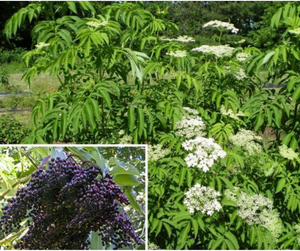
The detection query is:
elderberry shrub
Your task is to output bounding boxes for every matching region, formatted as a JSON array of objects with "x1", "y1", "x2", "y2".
[{"x1": 0, "y1": 156, "x2": 142, "y2": 249}]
